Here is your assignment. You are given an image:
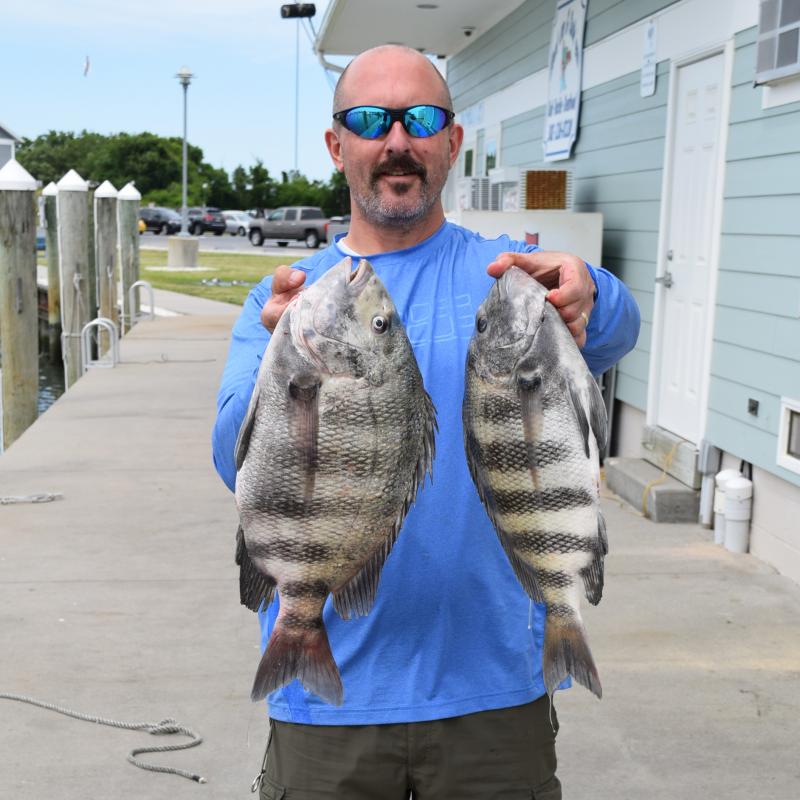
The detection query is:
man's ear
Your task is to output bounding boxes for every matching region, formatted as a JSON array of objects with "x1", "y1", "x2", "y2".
[
  {"x1": 325, "y1": 128, "x2": 345, "y2": 172},
  {"x1": 448, "y1": 122, "x2": 464, "y2": 168}
]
